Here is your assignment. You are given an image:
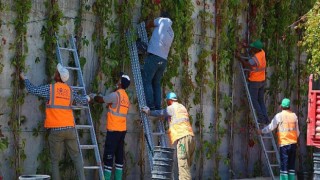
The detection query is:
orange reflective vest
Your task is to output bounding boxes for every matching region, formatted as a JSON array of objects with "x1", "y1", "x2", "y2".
[
  {"x1": 168, "y1": 102, "x2": 194, "y2": 144},
  {"x1": 106, "y1": 89, "x2": 129, "y2": 131},
  {"x1": 249, "y1": 50, "x2": 266, "y2": 82},
  {"x1": 277, "y1": 110, "x2": 298, "y2": 146},
  {"x1": 45, "y1": 82, "x2": 74, "y2": 128}
]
